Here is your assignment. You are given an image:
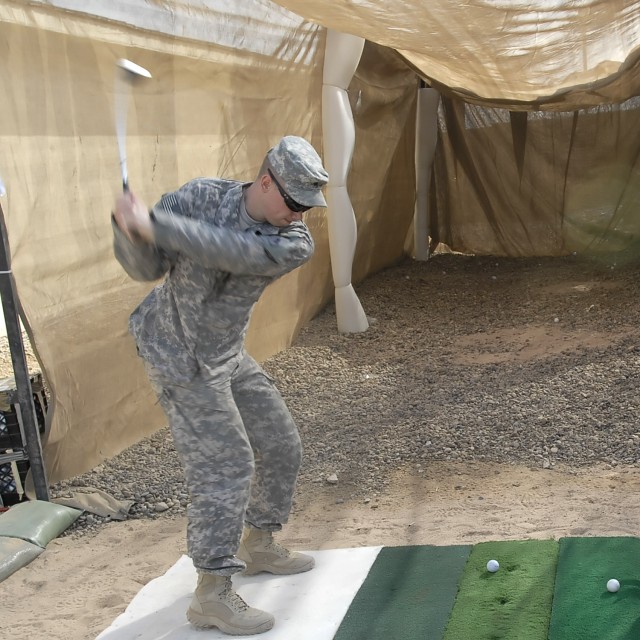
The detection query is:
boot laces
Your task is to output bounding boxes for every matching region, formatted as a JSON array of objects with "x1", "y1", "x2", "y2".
[
  {"x1": 220, "y1": 578, "x2": 249, "y2": 613},
  {"x1": 266, "y1": 539, "x2": 291, "y2": 558}
]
